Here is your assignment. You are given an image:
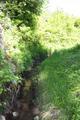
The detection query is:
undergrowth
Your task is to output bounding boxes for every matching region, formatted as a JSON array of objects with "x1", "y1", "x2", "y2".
[{"x1": 39, "y1": 45, "x2": 80, "y2": 120}]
